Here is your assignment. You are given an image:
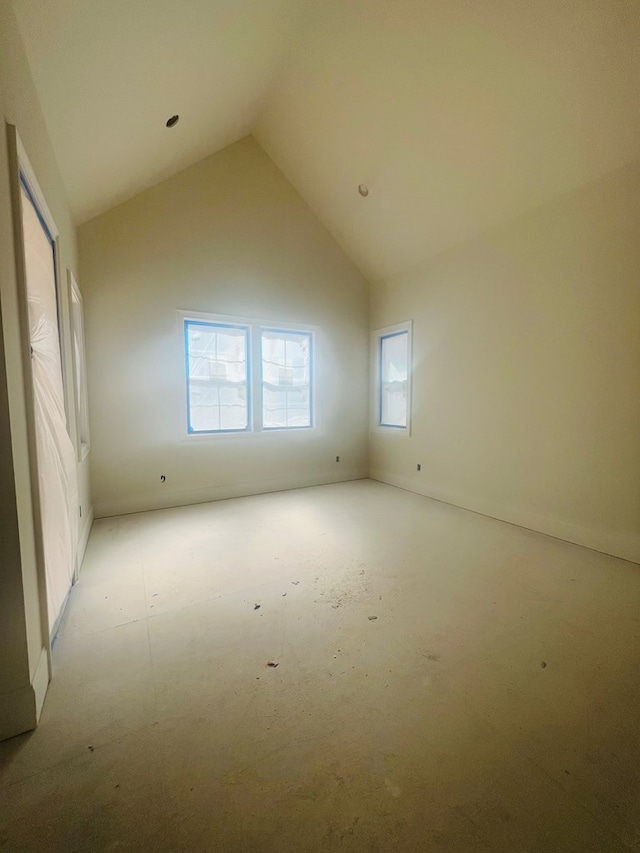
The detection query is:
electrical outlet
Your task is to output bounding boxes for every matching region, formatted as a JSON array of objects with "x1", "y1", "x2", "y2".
[
  {"x1": 336, "y1": 456, "x2": 340, "y2": 463},
  {"x1": 416, "y1": 463, "x2": 421, "y2": 472}
]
